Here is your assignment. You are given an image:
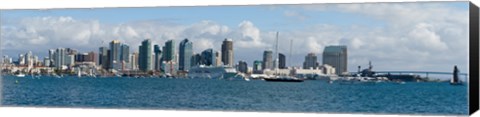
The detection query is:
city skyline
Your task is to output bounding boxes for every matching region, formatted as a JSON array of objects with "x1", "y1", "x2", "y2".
[{"x1": 0, "y1": 2, "x2": 470, "y2": 73}]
